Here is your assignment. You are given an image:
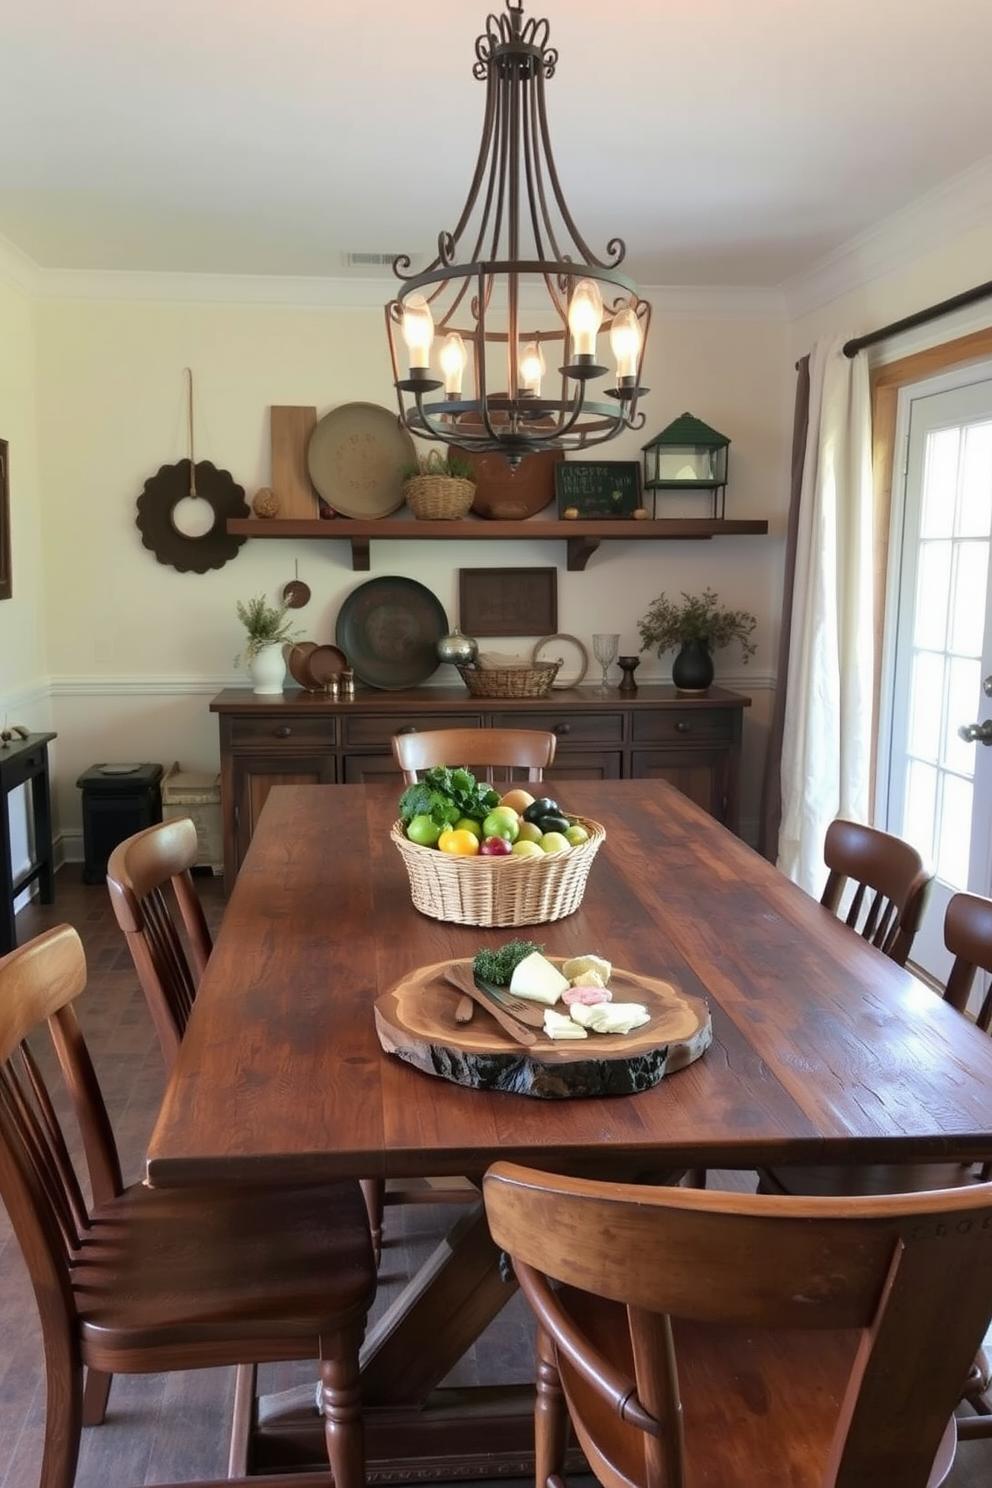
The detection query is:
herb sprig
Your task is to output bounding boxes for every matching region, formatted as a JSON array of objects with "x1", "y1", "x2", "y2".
[
  {"x1": 398, "y1": 765, "x2": 500, "y2": 829},
  {"x1": 473, "y1": 940, "x2": 544, "y2": 986}
]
